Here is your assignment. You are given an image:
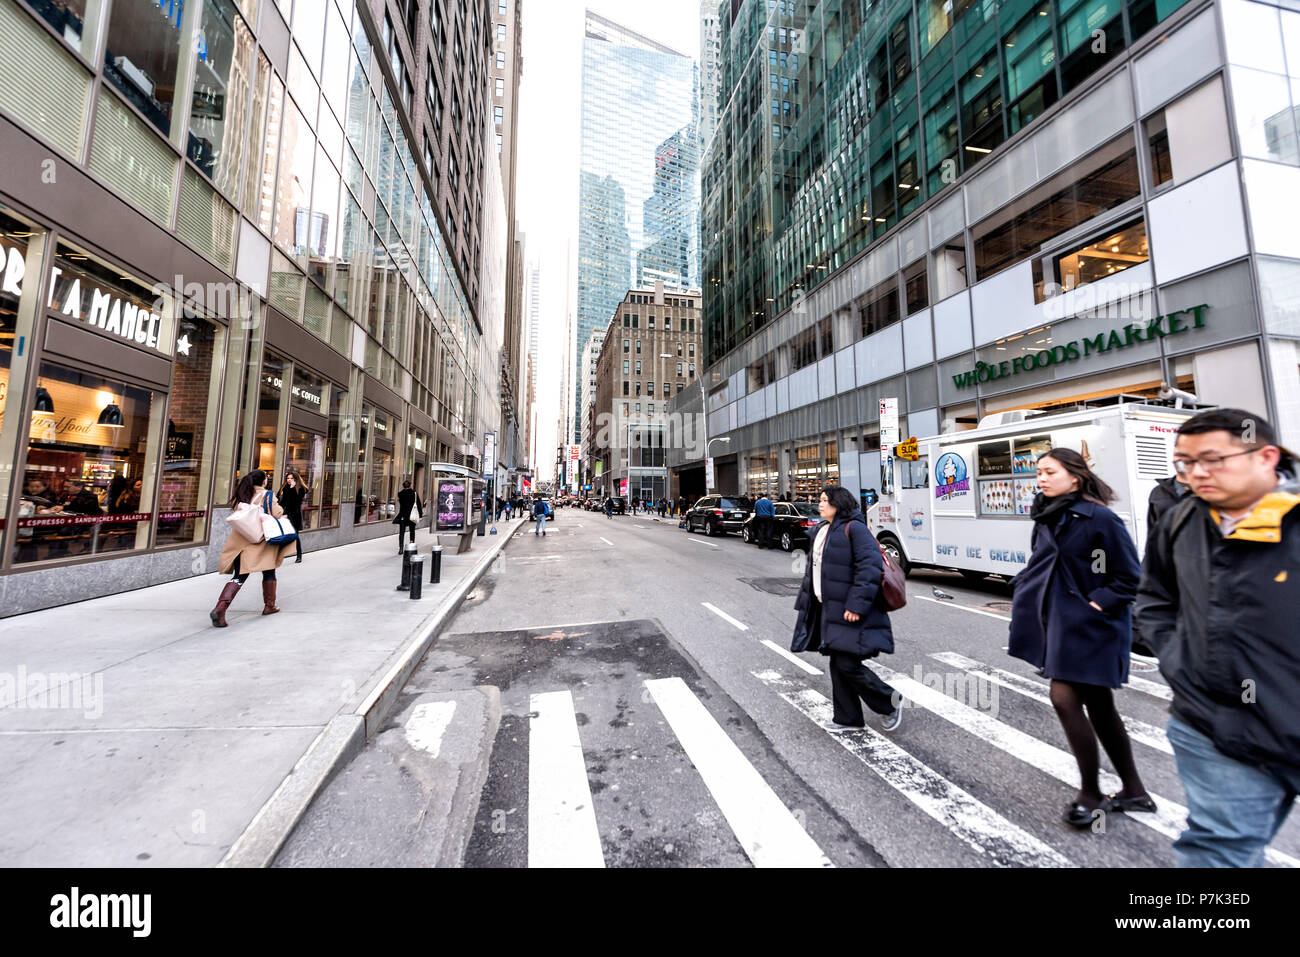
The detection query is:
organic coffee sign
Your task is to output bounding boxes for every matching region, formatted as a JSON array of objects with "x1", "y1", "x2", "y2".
[{"x1": 951, "y1": 304, "x2": 1209, "y2": 390}]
